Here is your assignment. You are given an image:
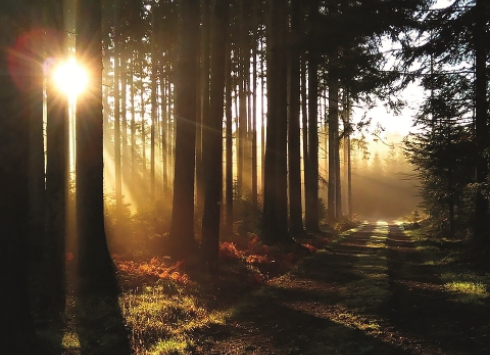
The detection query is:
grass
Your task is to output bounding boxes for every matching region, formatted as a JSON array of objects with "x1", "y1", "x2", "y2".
[
  {"x1": 403, "y1": 223, "x2": 490, "y2": 306},
  {"x1": 441, "y1": 272, "x2": 490, "y2": 305}
]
